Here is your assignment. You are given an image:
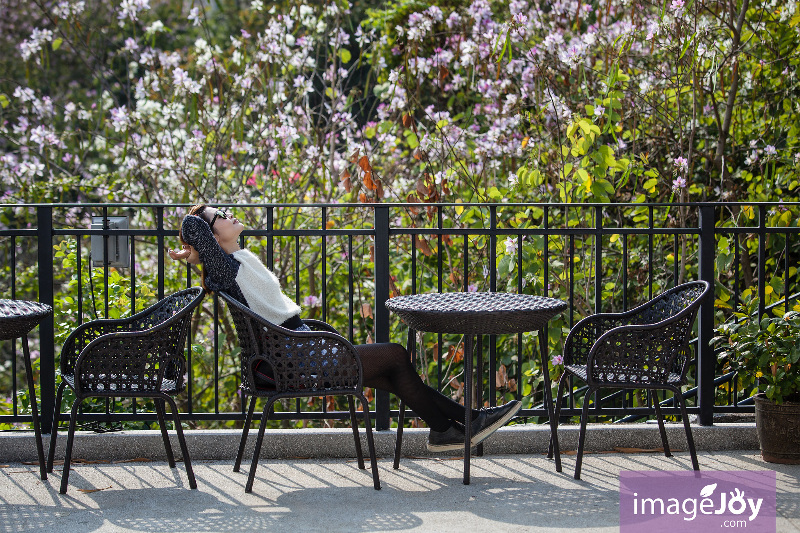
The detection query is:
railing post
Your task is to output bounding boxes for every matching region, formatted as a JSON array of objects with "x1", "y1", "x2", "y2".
[
  {"x1": 37, "y1": 206, "x2": 55, "y2": 433},
  {"x1": 374, "y1": 205, "x2": 391, "y2": 430},
  {"x1": 698, "y1": 205, "x2": 716, "y2": 426}
]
